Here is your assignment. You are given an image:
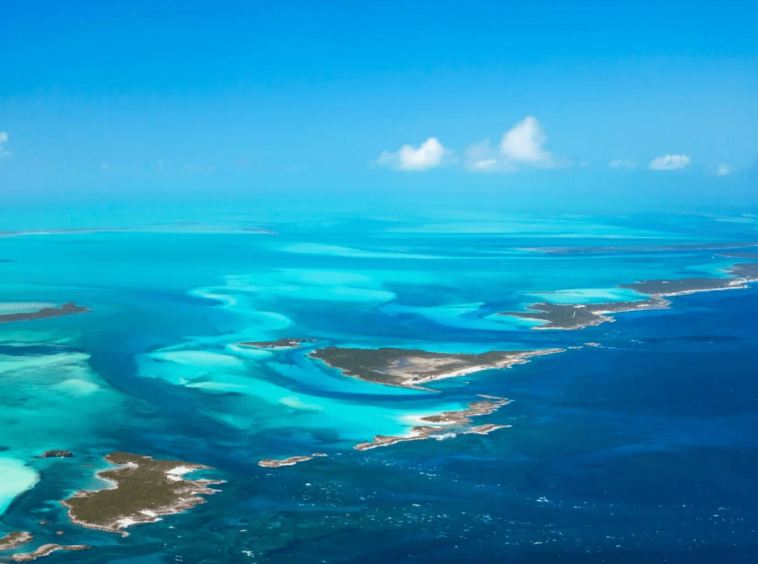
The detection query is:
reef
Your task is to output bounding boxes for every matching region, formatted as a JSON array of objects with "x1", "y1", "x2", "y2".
[
  {"x1": 238, "y1": 338, "x2": 317, "y2": 349},
  {"x1": 9, "y1": 544, "x2": 90, "y2": 562},
  {"x1": 355, "y1": 397, "x2": 510, "y2": 450},
  {"x1": 0, "y1": 303, "x2": 90, "y2": 324},
  {"x1": 309, "y1": 347, "x2": 563, "y2": 390},
  {"x1": 258, "y1": 453, "x2": 326, "y2": 468},
  {"x1": 38, "y1": 451, "x2": 73, "y2": 458},
  {"x1": 61, "y1": 452, "x2": 222, "y2": 536},
  {"x1": 0, "y1": 532, "x2": 33, "y2": 552}
]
